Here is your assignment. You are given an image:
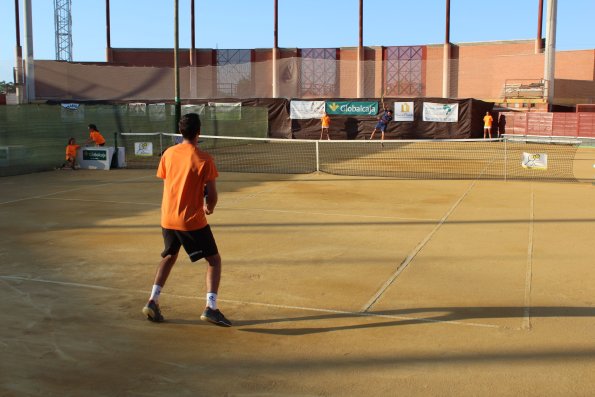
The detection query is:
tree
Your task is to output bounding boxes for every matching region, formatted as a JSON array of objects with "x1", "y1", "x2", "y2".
[{"x1": 0, "y1": 81, "x2": 16, "y2": 94}]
